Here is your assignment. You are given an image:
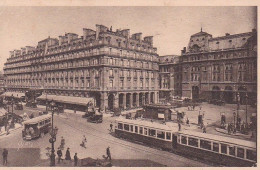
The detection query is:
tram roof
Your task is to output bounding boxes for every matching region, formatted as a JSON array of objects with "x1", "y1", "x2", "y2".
[
  {"x1": 179, "y1": 130, "x2": 256, "y2": 149},
  {"x1": 116, "y1": 117, "x2": 178, "y2": 131},
  {"x1": 23, "y1": 114, "x2": 52, "y2": 124}
]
